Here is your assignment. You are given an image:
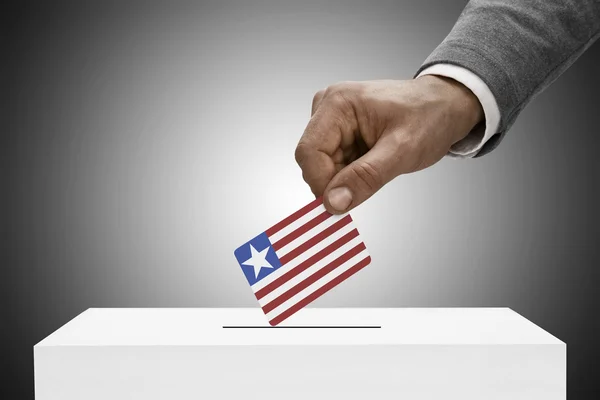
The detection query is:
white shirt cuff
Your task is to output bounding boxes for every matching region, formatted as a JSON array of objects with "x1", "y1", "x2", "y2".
[{"x1": 417, "y1": 64, "x2": 500, "y2": 158}]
